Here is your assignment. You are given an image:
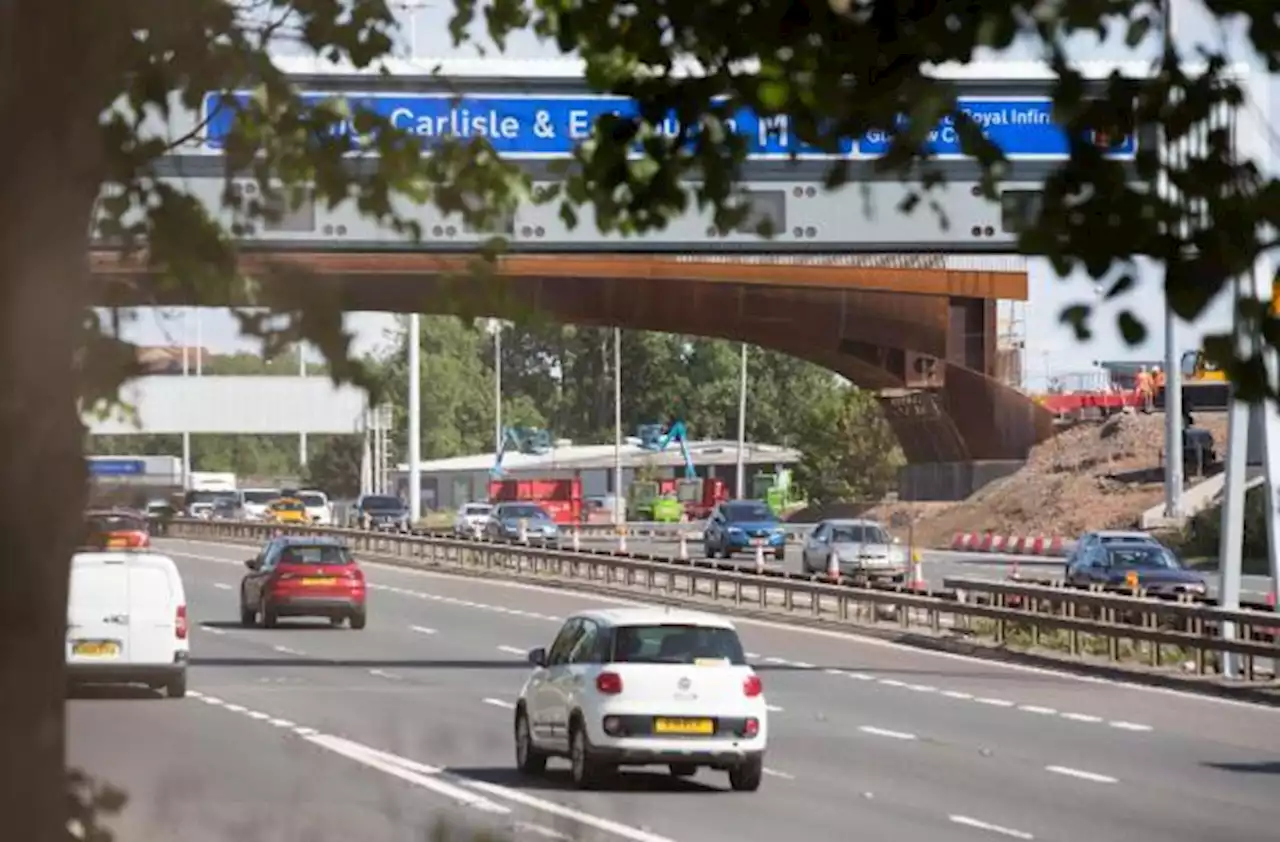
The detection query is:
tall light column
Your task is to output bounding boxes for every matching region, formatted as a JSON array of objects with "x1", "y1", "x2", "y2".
[
  {"x1": 408, "y1": 314, "x2": 422, "y2": 521},
  {"x1": 1161, "y1": 0, "x2": 1184, "y2": 518},
  {"x1": 493, "y1": 320, "x2": 503, "y2": 453},
  {"x1": 181, "y1": 309, "x2": 191, "y2": 489},
  {"x1": 735, "y1": 342, "x2": 748, "y2": 498},
  {"x1": 298, "y1": 342, "x2": 308, "y2": 468},
  {"x1": 613, "y1": 327, "x2": 623, "y2": 525}
]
